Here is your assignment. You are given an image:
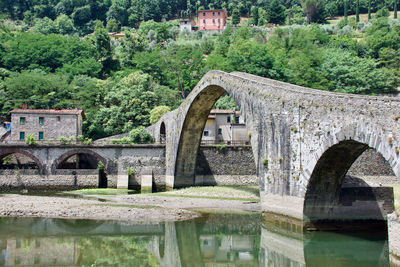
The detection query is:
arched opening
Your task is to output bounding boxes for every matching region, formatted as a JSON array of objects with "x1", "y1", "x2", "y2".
[
  {"x1": 57, "y1": 153, "x2": 99, "y2": 169},
  {"x1": 174, "y1": 86, "x2": 255, "y2": 188},
  {"x1": 55, "y1": 150, "x2": 108, "y2": 188},
  {"x1": 304, "y1": 140, "x2": 396, "y2": 231},
  {"x1": 0, "y1": 150, "x2": 42, "y2": 172},
  {"x1": 160, "y1": 122, "x2": 166, "y2": 144}
]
